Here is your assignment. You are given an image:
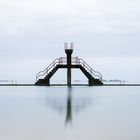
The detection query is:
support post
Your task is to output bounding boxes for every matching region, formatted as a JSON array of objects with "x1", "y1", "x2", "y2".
[{"x1": 65, "y1": 43, "x2": 73, "y2": 86}]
